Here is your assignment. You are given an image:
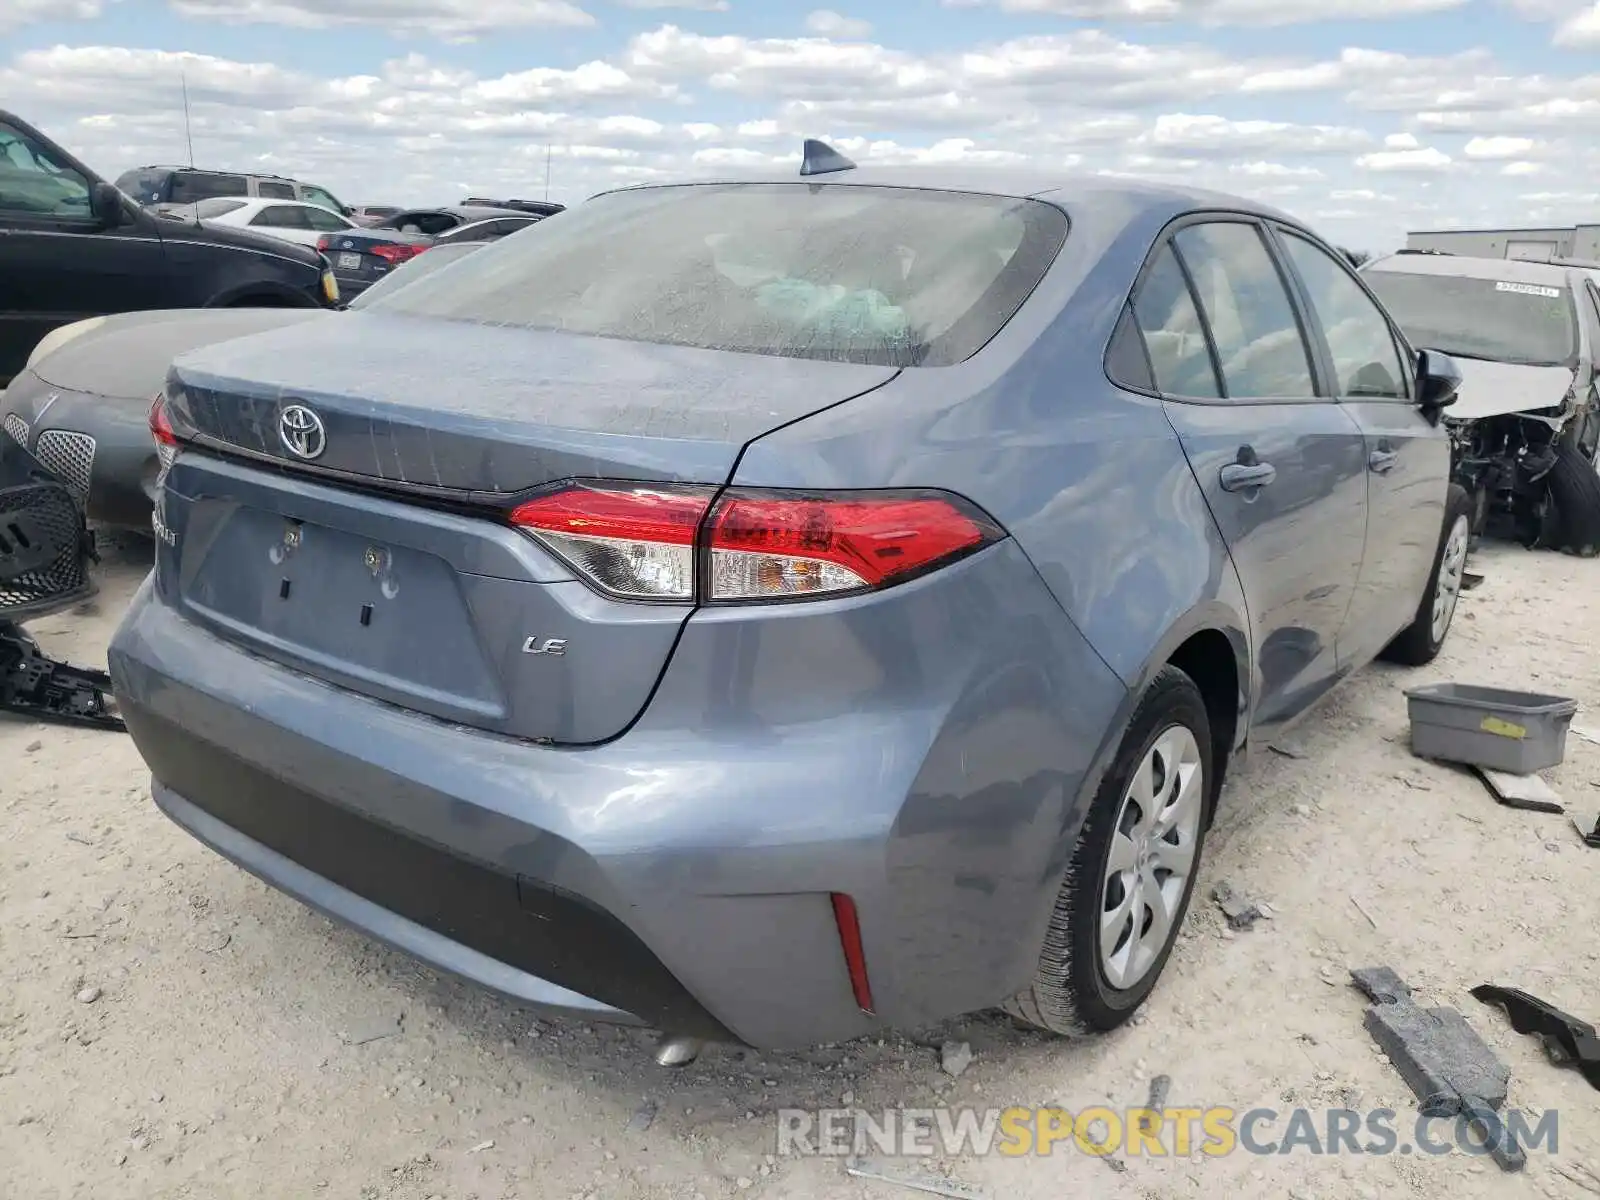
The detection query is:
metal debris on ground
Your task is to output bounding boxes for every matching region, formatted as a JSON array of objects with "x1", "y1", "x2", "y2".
[
  {"x1": 344, "y1": 1015, "x2": 402, "y2": 1046},
  {"x1": 1350, "y1": 967, "x2": 1523, "y2": 1172},
  {"x1": 1474, "y1": 767, "x2": 1564, "y2": 814},
  {"x1": 843, "y1": 1157, "x2": 988, "y2": 1199},
  {"x1": 1471, "y1": 984, "x2": 1600, "y2": 1093},
  {"x1": 1211, "y1": 882, "x2": 1269, "y2": 931},
  {"x1": 1349, "y1": 894, "x2": 1379, "y2": 930},
  {"x1": 1572, "y1": 808, "x2": 1600, "y2": 848},
  {"x1": 1138, "y1": 1075, "x2": 1172, "y2": 1134}
]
